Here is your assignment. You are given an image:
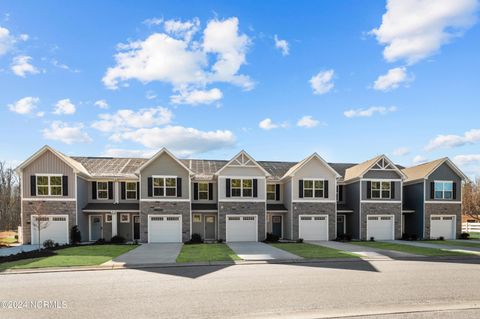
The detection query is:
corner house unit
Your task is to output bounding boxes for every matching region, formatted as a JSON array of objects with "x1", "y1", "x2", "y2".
[{"x1": 16, "y1": 145, "x2": 467, "y2": 245}]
